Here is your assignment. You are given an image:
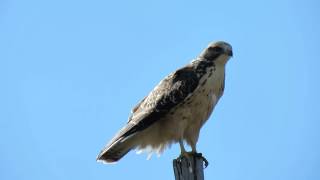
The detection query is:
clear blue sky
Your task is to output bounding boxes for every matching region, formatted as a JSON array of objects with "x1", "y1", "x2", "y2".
[{"x1": 1, "y1": 0, "x2": 319, "y2": 179}]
